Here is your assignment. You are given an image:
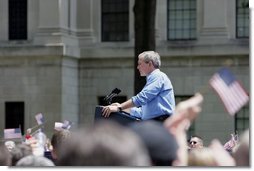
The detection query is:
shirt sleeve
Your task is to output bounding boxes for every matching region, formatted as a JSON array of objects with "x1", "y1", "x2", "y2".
[
  {"x1": 130, "y1": 107, "x2": 142, "y2": 118},
  {"x1": 132, "y1": 76, "x2": 163, "y2": 107}
]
